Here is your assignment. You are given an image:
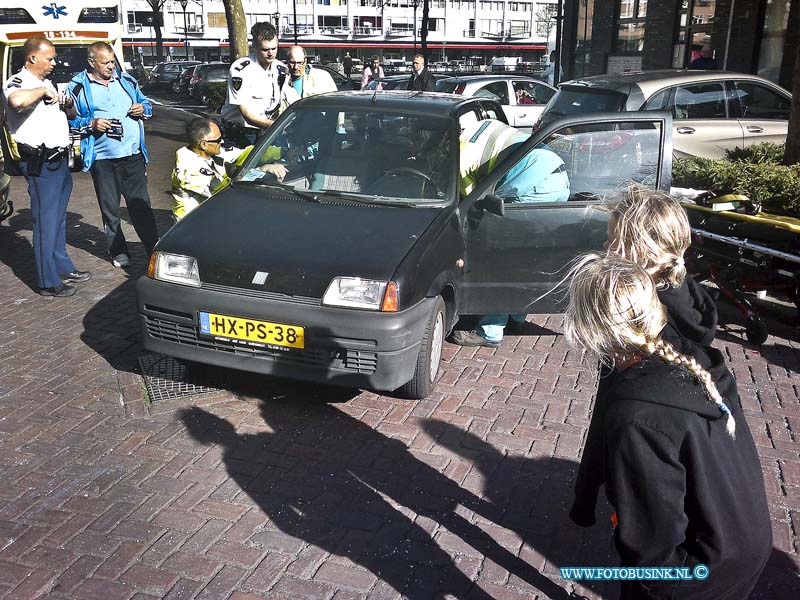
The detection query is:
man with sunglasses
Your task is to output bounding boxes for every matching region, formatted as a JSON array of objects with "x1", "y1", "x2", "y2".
[
  {"x1": 221, "y1": 22, "x2": 287, "y2": 145},
  {"x1": 68, "y1": 41, "x2": 158, "y2": 270},
  {"x1": 276, "y1": 46, "x2": 337, "y2": 115},
  {"x1": 171, "y1": 118, "x2": 288, "y2": 222}
]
